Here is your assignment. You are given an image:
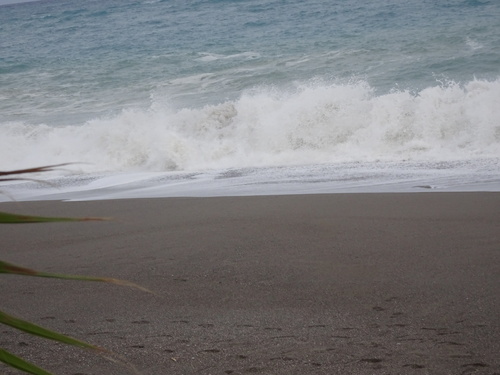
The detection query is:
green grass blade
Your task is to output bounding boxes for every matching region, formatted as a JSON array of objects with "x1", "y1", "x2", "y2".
[
  {"x1": 0, "y1": 348, "x2": 53, "y2": 375},
  {"x1": 1, "y1": 314, "x2": 140, "y2": 374},
  {"x1": 0, "y1": 261, "x2": 154, "y2": 294},
  {"x1": 0, "y1": 211, "x2": 108, "y2": 224},
  {"x1": 0, "y1": 311, "x2": 102, "y2": 351}
]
